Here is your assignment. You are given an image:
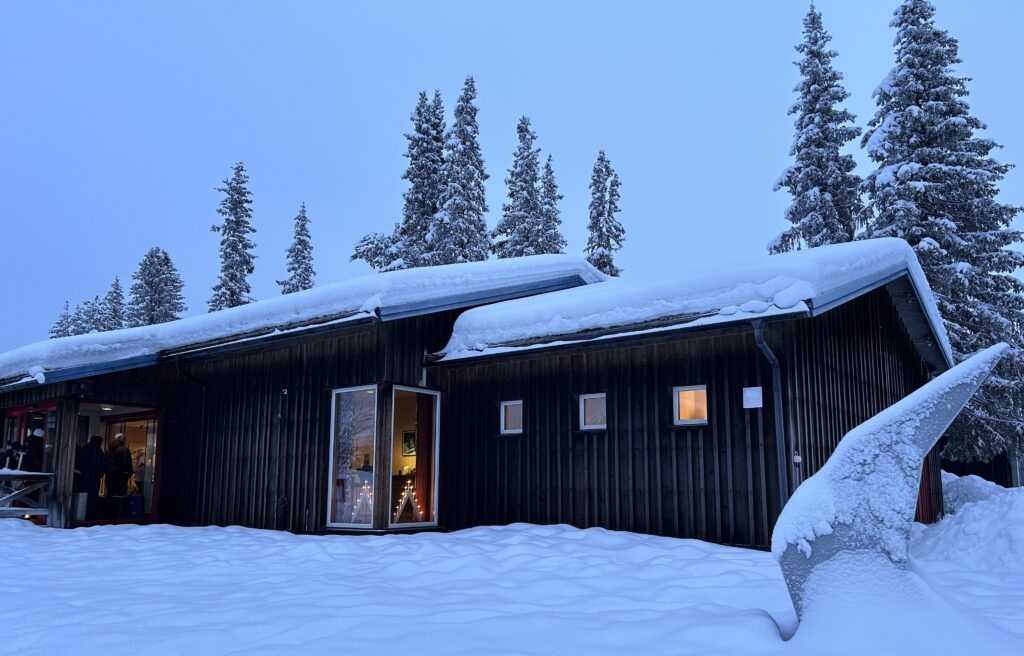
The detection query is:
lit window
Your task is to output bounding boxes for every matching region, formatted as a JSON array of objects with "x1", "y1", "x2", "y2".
[
  {"x1": 500, "y1": 400, "x2": 523, "y2": 434},
  {"x1": 579, "y1": 393, "x2": 607, "y2": 430},
  {"x1": 673, "y1": 385, "x2": 708, "y2": 426}
]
